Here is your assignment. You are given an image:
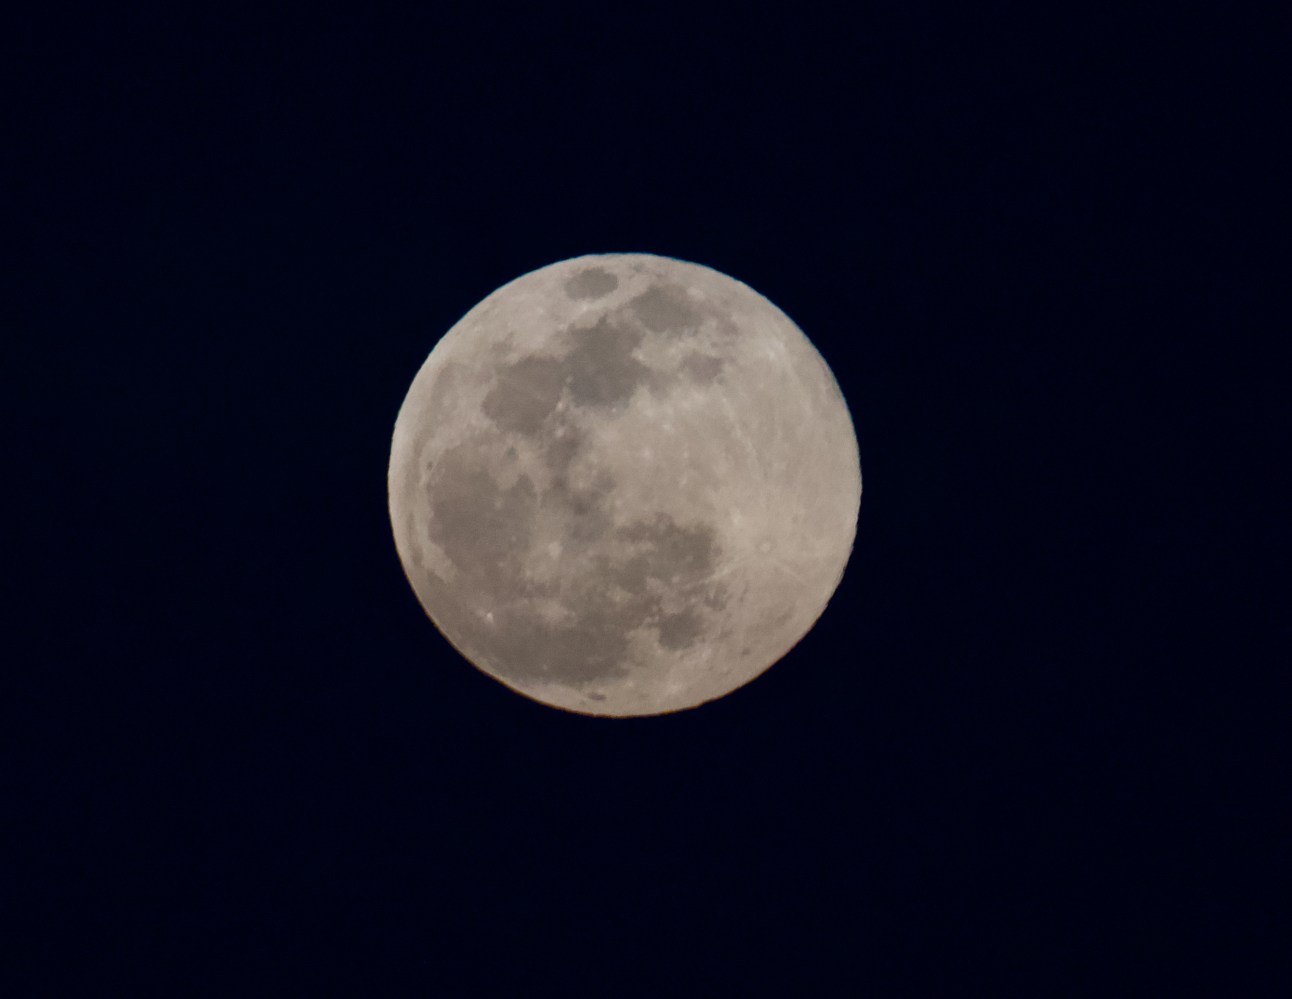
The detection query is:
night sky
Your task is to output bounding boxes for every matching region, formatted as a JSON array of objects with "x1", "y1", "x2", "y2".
[{"x1": 8, "y1": 5, "x2": 1274, "y2": 994}]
